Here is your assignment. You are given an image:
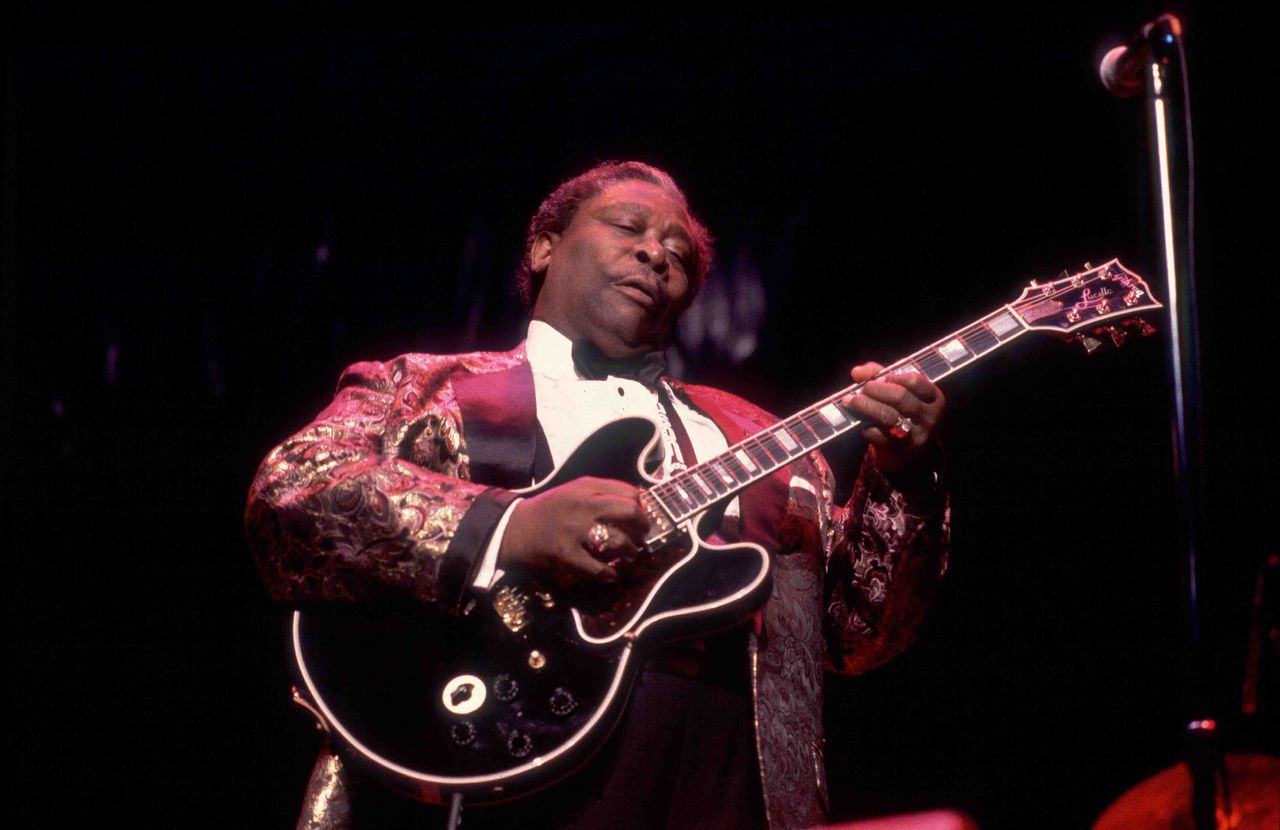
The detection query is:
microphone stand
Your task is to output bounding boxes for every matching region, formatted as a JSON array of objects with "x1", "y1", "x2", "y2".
[{"x1": 1135, "y1": 16, "x2": 1217, "y2": 830}]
